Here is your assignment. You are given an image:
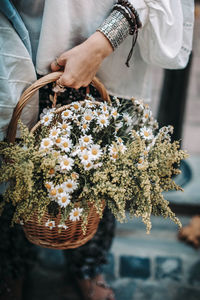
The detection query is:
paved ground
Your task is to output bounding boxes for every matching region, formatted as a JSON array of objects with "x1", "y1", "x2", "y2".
[{"x1": 20, "y1": 4, "x2": 200, "y2": 300}]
